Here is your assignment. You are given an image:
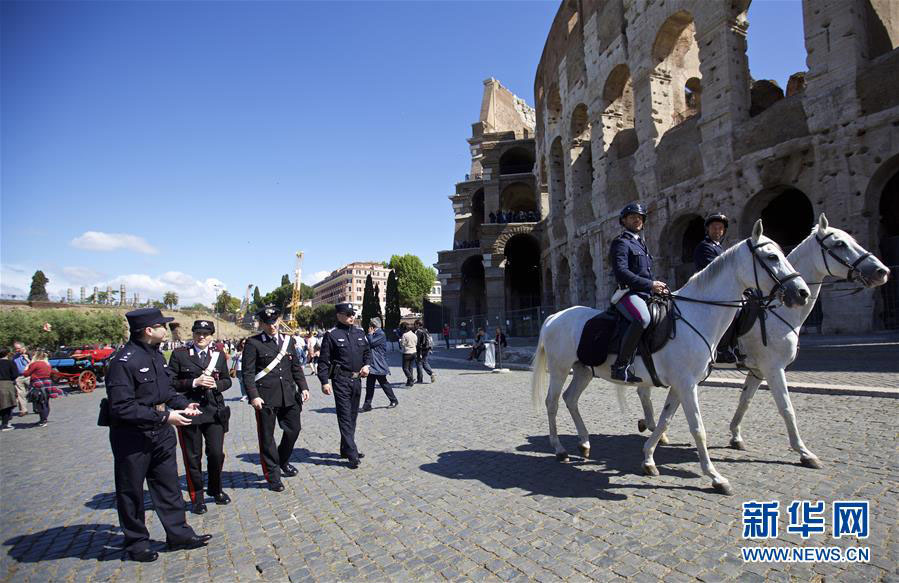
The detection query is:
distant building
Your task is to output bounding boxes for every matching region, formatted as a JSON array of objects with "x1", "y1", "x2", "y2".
[
  {"x1": 311, "y1": 262, "x2": 390, "y2": 313},
  {"x1": 427, "y1": 280, "x2": 442, "y2": 304}
]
